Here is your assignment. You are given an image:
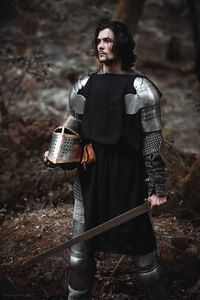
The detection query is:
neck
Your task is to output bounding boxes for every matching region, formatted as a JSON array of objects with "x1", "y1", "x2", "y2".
[{"x1": 102, "y1": 60, "x2": 125, "y2": 74}]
